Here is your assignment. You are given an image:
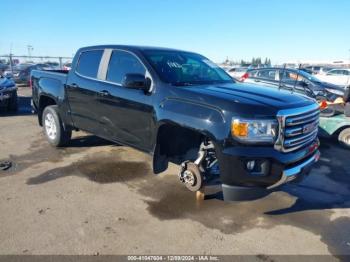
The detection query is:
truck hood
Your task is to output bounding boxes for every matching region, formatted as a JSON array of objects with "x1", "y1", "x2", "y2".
[{"x1": 182, "y1": 82, "x2": 314, "y2": 110}]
